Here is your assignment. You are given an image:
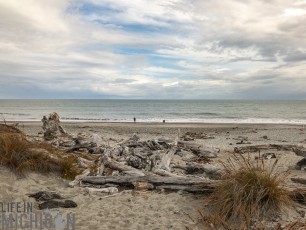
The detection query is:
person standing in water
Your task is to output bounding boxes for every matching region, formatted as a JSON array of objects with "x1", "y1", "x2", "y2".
[{"x1": 133, "y1": 117, "x2": 136, "y2": 123}]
